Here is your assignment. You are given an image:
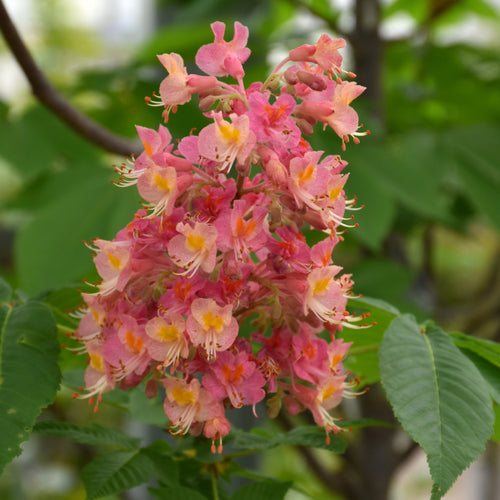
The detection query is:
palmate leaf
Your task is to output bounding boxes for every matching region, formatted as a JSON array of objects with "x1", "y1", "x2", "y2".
[
  {"x1": 150, "y1": 485, "x2": 209, "y2": 500},
  {"x1": 231, "y1": 479, "x2": 292, "y2": 500},
  {"x1": 0, "y1": 282, "x2": 60, "y2": 475},
  {"x1": 379, "y1": 315, "x2": 494, "y2": 500},
  {"x1": 341, "y1": 296, "x2": 400, "y2": 384},
  {"x1": 34, "y1": 421, "x2": 141, "y2": 449},
  {"x1": 82, "y1": 443, "x2": 179, "y2": 499},
  {"x1": 233, "y1": 425, "x2": 347, "y2": 453},
  {"x1": 82, "y1": 449, "x2": 155, "y2": 500}
]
